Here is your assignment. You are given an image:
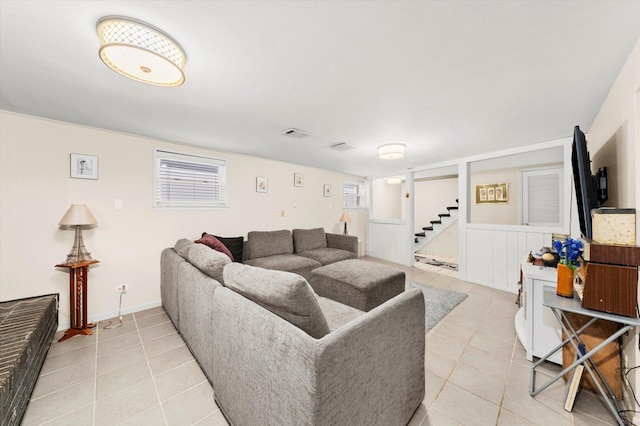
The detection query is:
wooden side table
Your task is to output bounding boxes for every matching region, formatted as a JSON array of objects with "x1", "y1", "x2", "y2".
[{"x1": 55, "y1": 259, "x2": 99, "y2": 342}]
